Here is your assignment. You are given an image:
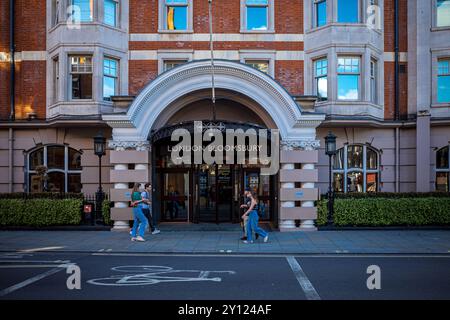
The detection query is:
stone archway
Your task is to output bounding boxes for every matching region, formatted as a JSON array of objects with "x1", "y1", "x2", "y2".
[{"x1": 103, "y1": 60, "x2": 325, "y2": 232}]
